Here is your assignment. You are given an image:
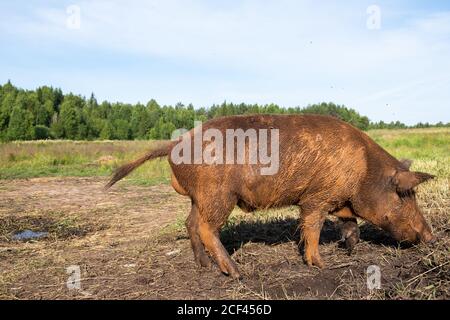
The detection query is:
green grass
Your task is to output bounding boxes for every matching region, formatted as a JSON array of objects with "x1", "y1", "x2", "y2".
[
  {"x1": 0, "y1": 140, "x2": 171, "y2": 185},
  {"x1": 0, "y1": 128, "x2": 448, "y2": 184},
  {"x1": 368, "y1": 128, "x2": 449, "y2": 159},
  {"x1": 367, "y1": 128, "x2": 450, "y2": 179}
]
